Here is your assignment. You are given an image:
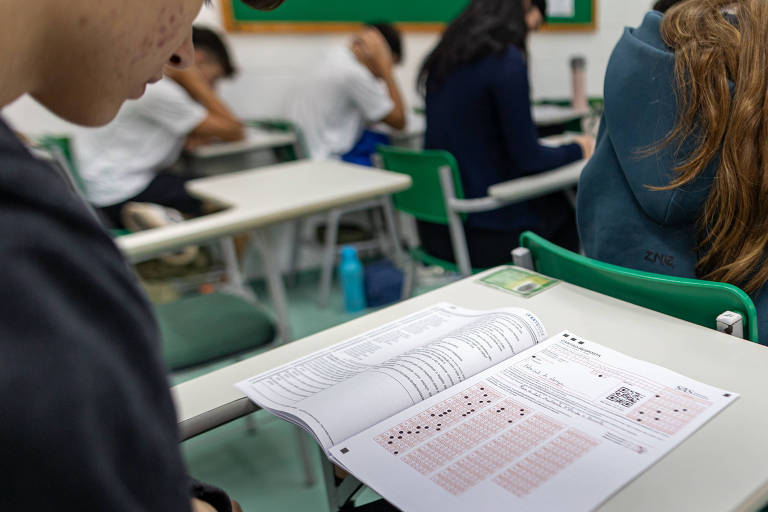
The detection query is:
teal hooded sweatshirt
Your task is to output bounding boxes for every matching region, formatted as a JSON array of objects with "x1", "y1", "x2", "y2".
[{"x1": 577, "y1": 11, "x2": 766, "y2": 344}]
